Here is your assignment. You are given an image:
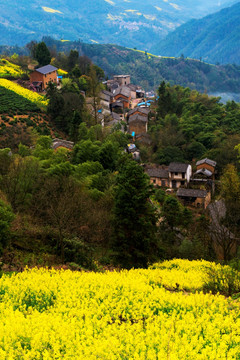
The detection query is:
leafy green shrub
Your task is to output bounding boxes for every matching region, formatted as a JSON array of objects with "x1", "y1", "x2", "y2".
[
  {"x1": 0, "y1": 199, "x2": 15, "y2": 253},
  {"x1": 203, "y1": 264, "x2": 240, "y2": 297}
]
